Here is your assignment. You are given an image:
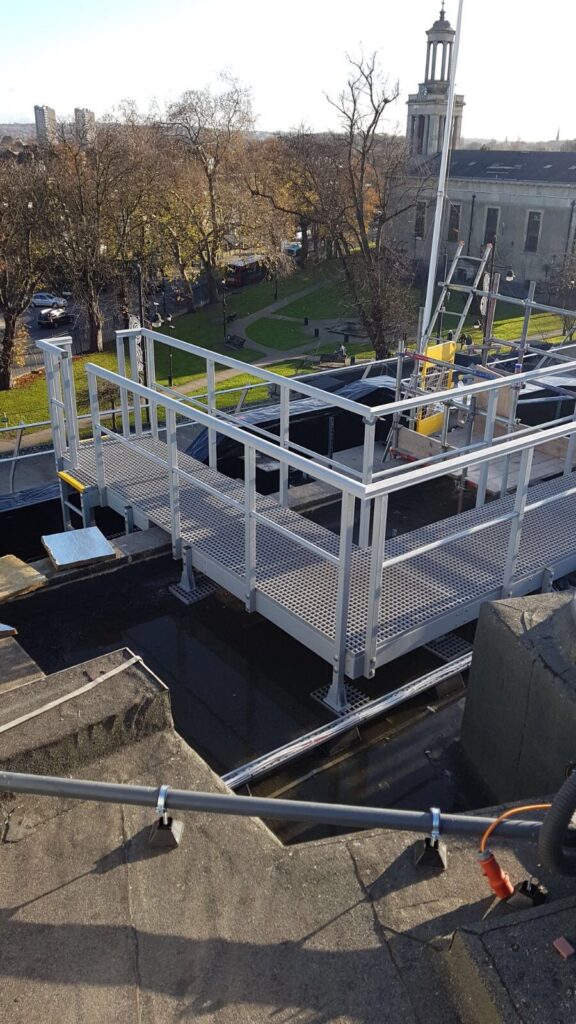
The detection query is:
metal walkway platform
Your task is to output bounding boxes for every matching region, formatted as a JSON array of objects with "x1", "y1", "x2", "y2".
[
  {"x1": 69, "y1": 432, "x2": 576, "y2": 680},
  {"x1": 35, "y1": 330, "x2": 576, "y2": 712}
]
